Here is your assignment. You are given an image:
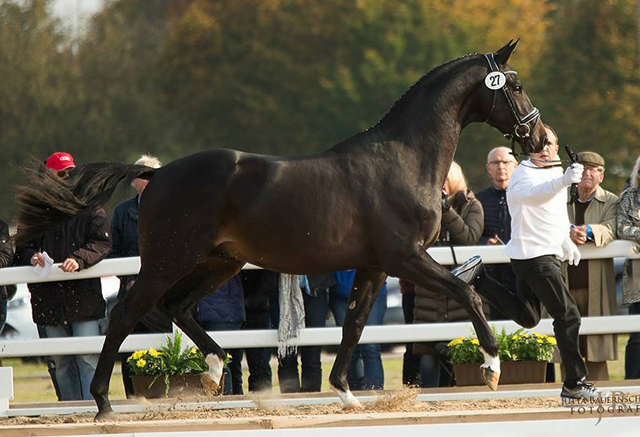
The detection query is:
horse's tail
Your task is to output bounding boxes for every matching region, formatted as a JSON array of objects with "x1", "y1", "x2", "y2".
[{"x1": 14, "y1": 161, "x2": 157, "y2": 246}]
